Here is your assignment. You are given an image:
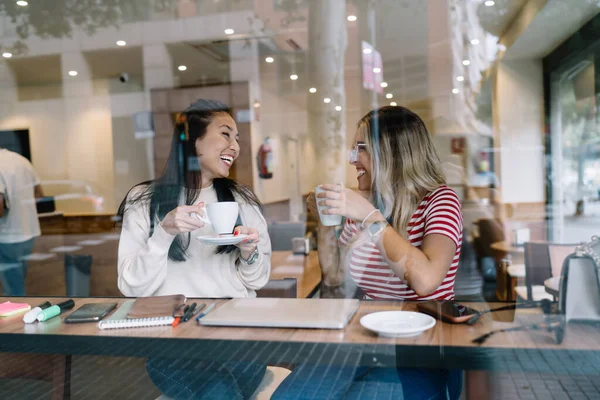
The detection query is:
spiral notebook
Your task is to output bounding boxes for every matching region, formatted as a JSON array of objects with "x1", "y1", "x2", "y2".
[{"x1": 98, "y1": 300, "x2": 174, "y2": 330}]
